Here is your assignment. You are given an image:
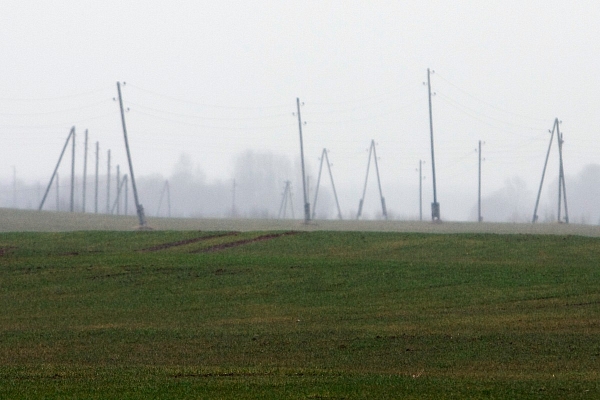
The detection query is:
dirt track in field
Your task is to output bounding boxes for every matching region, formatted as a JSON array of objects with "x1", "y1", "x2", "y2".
[
  {"x1": 192, "y1": 231, "x2": 299, "y2": 253},
  {"x1": 141, "y1": 232, "x2": 238, "y2": 252},
  {"x1": 2, "y1": 208, "x2": 600, "y2": 237}
]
